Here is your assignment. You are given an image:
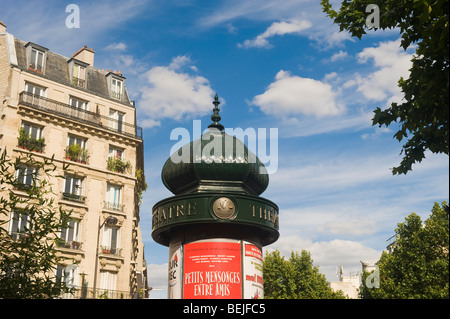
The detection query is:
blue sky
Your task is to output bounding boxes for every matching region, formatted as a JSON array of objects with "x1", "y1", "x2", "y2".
[{"x1": 2, "y1": 0, "x2": 448, "y2": 298}]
